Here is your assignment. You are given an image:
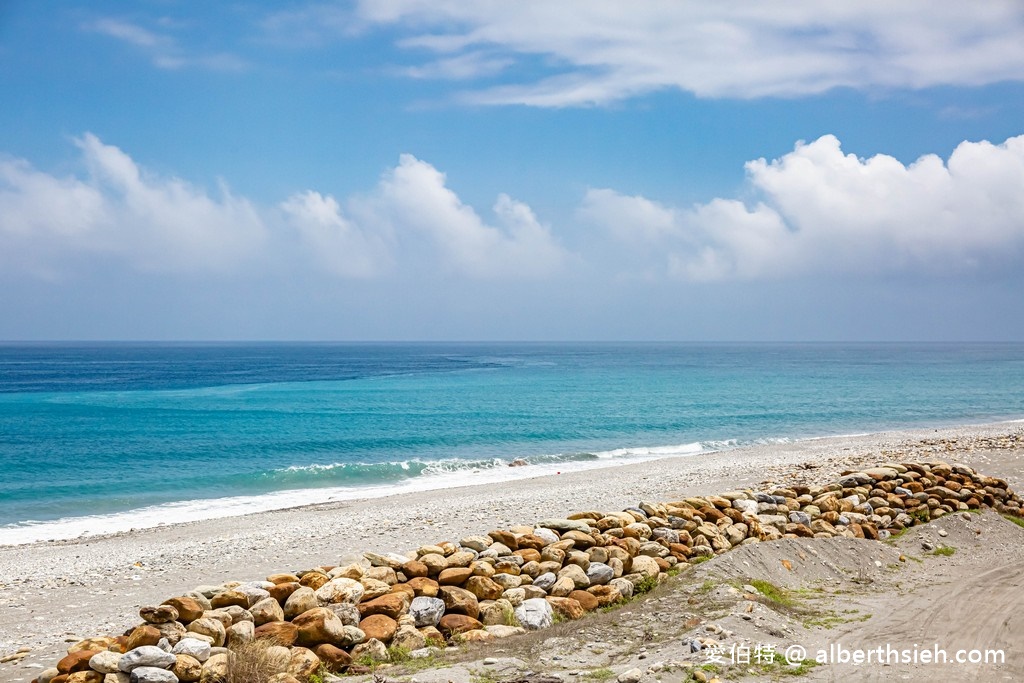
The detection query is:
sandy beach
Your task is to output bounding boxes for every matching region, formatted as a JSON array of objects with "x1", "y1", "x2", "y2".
[{"x1": 2, "y1": 420, "x2": 1023, "y2": 682}]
